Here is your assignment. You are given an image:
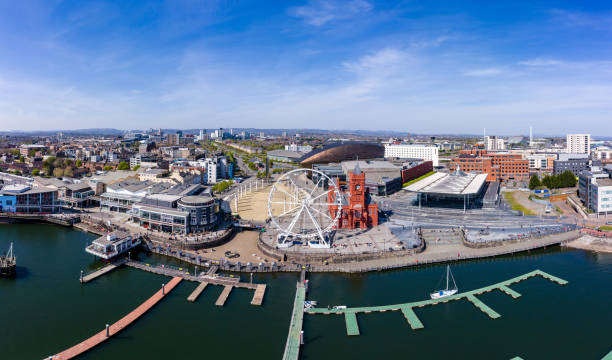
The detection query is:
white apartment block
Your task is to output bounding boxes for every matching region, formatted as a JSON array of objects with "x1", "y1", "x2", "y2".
[
  {"x1": 384, "y1": 144, "x2": 439, "y2": 167},
  {"x1": 590, "y1": 178, "x2": 612, "y2": 214},
  {"x1": 485, "y1": 136, "x2": 506, "y2": 151},
  {"x1": 593, "y1": 147, "x2": 612, "y2": 160},
  {"x1": 566, "y1": 134, "x2": 591, "y2": 155}
]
